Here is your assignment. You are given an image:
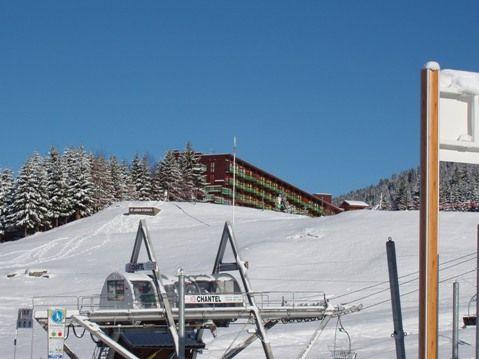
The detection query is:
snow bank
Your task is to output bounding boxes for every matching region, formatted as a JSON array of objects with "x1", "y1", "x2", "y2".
[
  {"x1": 1, "y1": 201, "x2": 478, "y2": 358},
  {"x1": 441, "y1": 69, "x2": 479, "y2": 95}
]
